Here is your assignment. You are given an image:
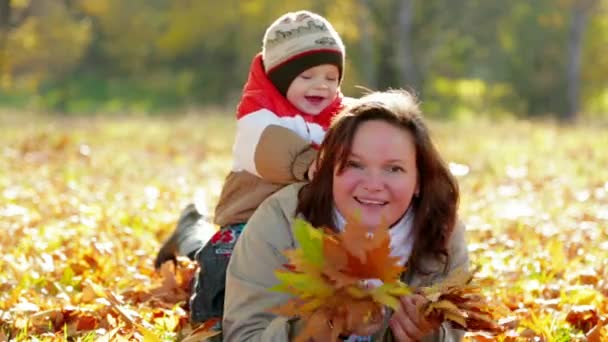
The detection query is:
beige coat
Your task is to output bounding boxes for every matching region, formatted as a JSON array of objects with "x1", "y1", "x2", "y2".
[{"x1": 223, "y1": 183, "x2": 469, "y2": 341}]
